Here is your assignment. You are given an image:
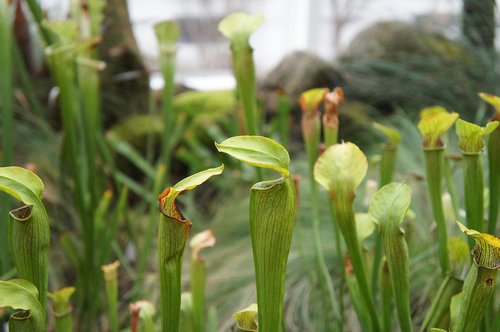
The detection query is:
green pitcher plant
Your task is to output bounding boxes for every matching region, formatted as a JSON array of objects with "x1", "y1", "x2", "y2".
[
  {"x1": 190, "y1": 230, "x2": 216, "y2": 332},
  {"x1": 157, "y1": 165, "x2": 224, "y2": 332},
  {"x1": 48, "y1": 287, "x2": 75, "y2": 332},
  {"x1": 233, "y1": 303, "x2": 258, "y2": 332},
  {"x1": 216, "y1": 136, "x2": 296, "y2": 332},
  {"x1": 0, "y1": 167, "x2": 49, "y2": 312},
  {"x1": 455, "y1": 119, "x2": 498, "y2": 236},
  {"x1": 479, "y1": 93, "x2": 500, "y2": 233},
  {"x1": 369, "y1": 182, "x2": 413, "y2": 332},
  {"x1": 418, "y1": 106, "x2": 458, "y2": 275},
  {"x1": 219, "y1": 13, "x2": 264, "y2": 136},
  {"x1": 314, "y1": 142, "x2": 381, "y2": 332},
  {"x1": 0, "y1": 279, "x2": 45, "y2": 331},
  {"x1": 453, "y1": 222, "x2": 499, "y2": 332}
]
